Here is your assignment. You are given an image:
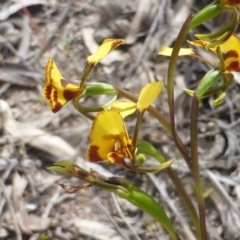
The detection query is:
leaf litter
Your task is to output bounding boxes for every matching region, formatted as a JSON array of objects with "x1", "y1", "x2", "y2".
[{"x1": 0, "y1": 0, "x2": 240, "y2": 239}]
